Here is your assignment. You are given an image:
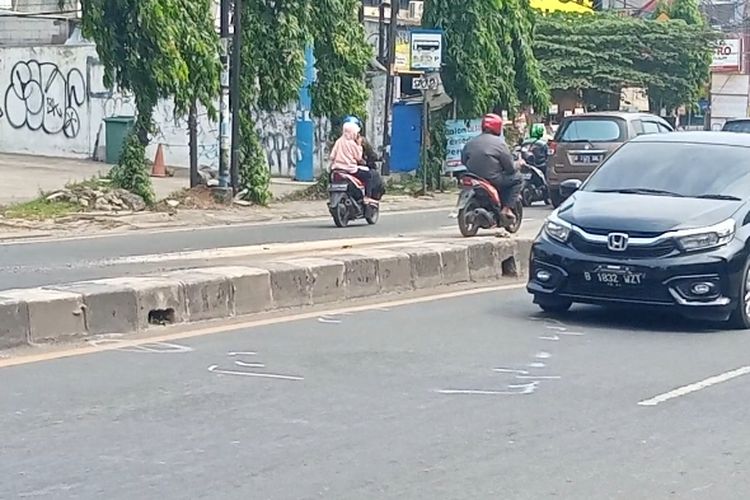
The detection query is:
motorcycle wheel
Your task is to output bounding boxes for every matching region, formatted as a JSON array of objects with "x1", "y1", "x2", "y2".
[
  {"x1": 332, "y1": 199, "x2": 349, "y2": 228},
  {"x1": 458, "y1": 201, "x2": 480, "y2": 237},
  {"x1": 506, "y1": 200, "x2": 524, "y2": 234},
  {"x1": 365, "y1": 204, "x2": 380, "y2": 225}
]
